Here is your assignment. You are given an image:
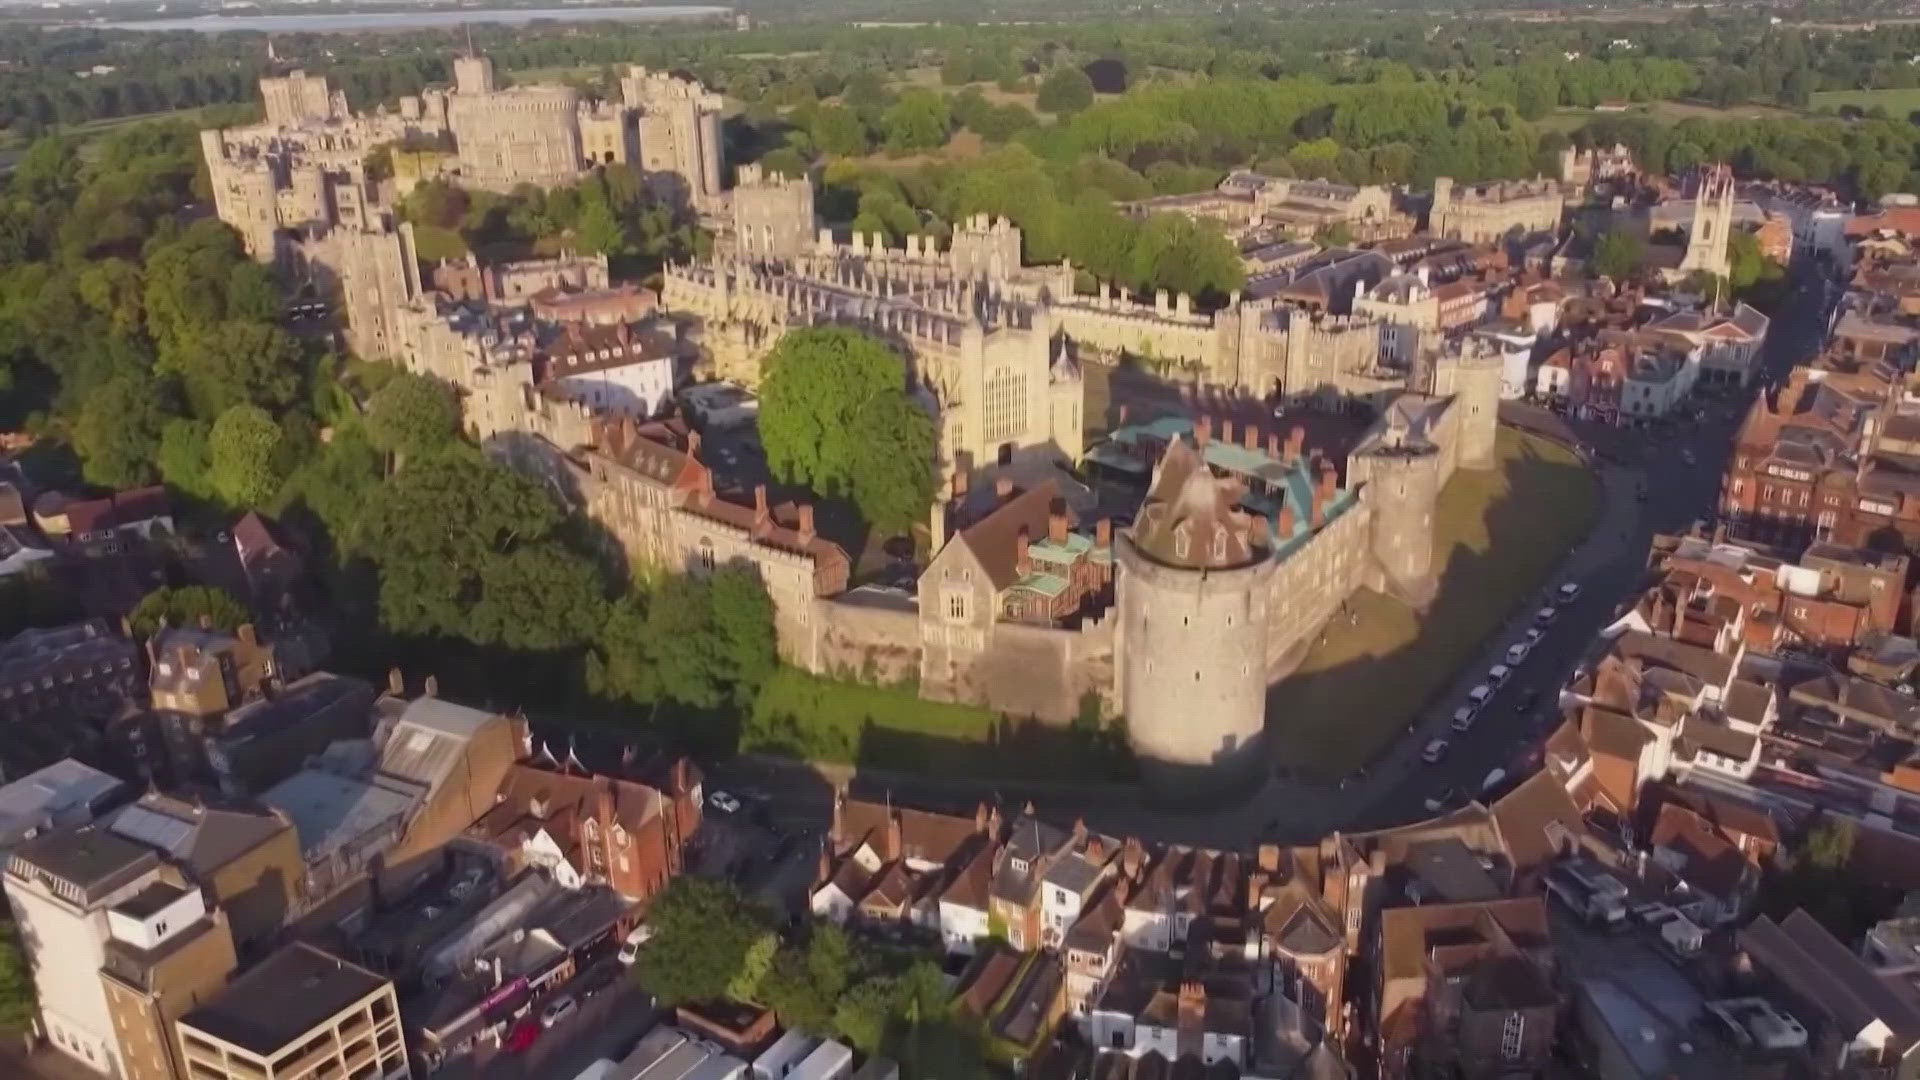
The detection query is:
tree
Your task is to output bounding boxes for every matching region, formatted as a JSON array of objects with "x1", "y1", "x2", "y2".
[
  {"x1": 759, "y1": 328, "x2": 934, "y2": 532},
  {"x1": 1036, "y1": 67, "x2": 1095, "y2": 115},
  {"x1": 1591, "y1": 227, "x2": 1647, "y2": 283},
  {"x1": 602, "y1": 569, "x2": 776, "y2": 710},
  {"x1": 810, "y1": 106, "x2": 869, "y2": 158},
  {"x1": 881, "y1": 89, "x2": 951, "y2": 154},
  {"x1": 633, "y1": 877, "x2": 772, "y2": 1005},
  {"x1": 0, "y1": 920, "x2": 34, "y2": 1033},
  {"x1": 128, "y1": 585, "x2": 248, "y2": 637},
  {"x1": 157, "y1": 418, "x2": 214, "y2": 499},
  {"x1": 72, "y1": 370, "x2": 167, "y2": 489},
  {"x1": 364, "y1": 372, "x2": 458, "y2": 461},
  {"x1": 355, "y1": 448, "x2": 597, "y2": 646},
  {"x1": 181, "y1": 319, "x2": 302, "y2": 418},
  {"x1": 208, "y1": 404, "x2": 287, "y2": 508}
]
